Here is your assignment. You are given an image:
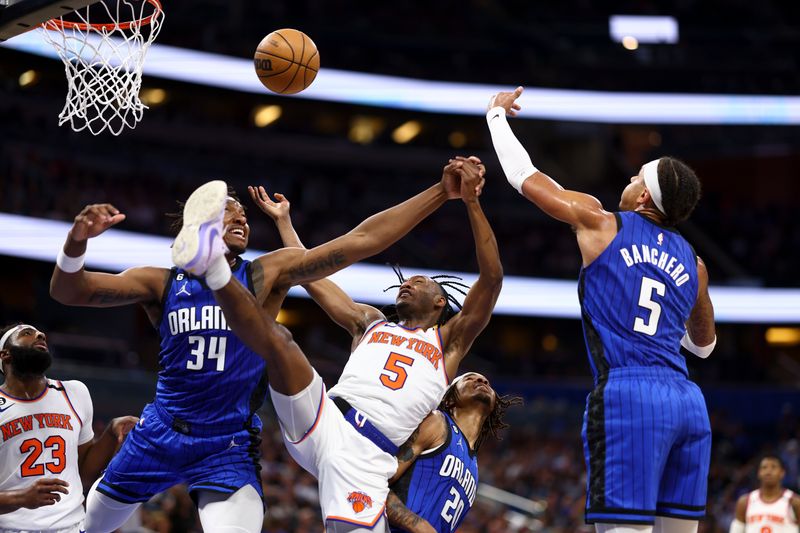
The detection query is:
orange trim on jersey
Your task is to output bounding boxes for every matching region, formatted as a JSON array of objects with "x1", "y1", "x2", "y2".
[
  {"x1": 435, "y1": 326, "x2": 451, "y2": 384},
  {"x1": 0, "y1": 385, "x2": 49, "y2": 403},
  {"x1": 57, "y1": 381, "x2": 83, "y2": 427},
  {"x1": 326, "y1": 503, "x2": 386, "y2": 528},
  {"x1": 356, "y1": 320, "x2": 387, "y2": 347},
  {"x1": 289, "y1": 386, "x2": 326, "y2": 445}
]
